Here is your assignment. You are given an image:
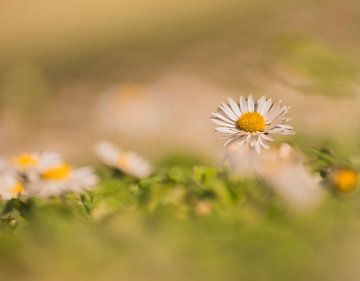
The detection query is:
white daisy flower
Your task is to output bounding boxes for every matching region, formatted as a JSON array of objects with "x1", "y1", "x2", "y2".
[
  {"x1": 95, "y1": 141, "x2": 153, "y2": 178},
  {"x1": 10, "y1": 152, "x2": 64, "y2": 182},
  {"x1": 211, "y1": 95, "x2": 295, "y2": 153},
  {"x1": 0, "y1": 173, "x2": 24, "y2": 200},
  {"x1": 10, "y1": 152, "x2": 98, "y2": 198},
  {"x1": 225, "y1": 142, "x2": 323, "y2": 212},
  {"x1": 25, "y1": 162, "x2": 98, "y2": 199}
]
